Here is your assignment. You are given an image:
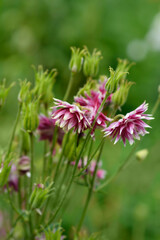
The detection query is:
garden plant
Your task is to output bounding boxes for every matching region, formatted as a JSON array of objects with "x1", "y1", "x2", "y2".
[{"x1": 0, "y1": 46, "x2": 159, "y2": 240}]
